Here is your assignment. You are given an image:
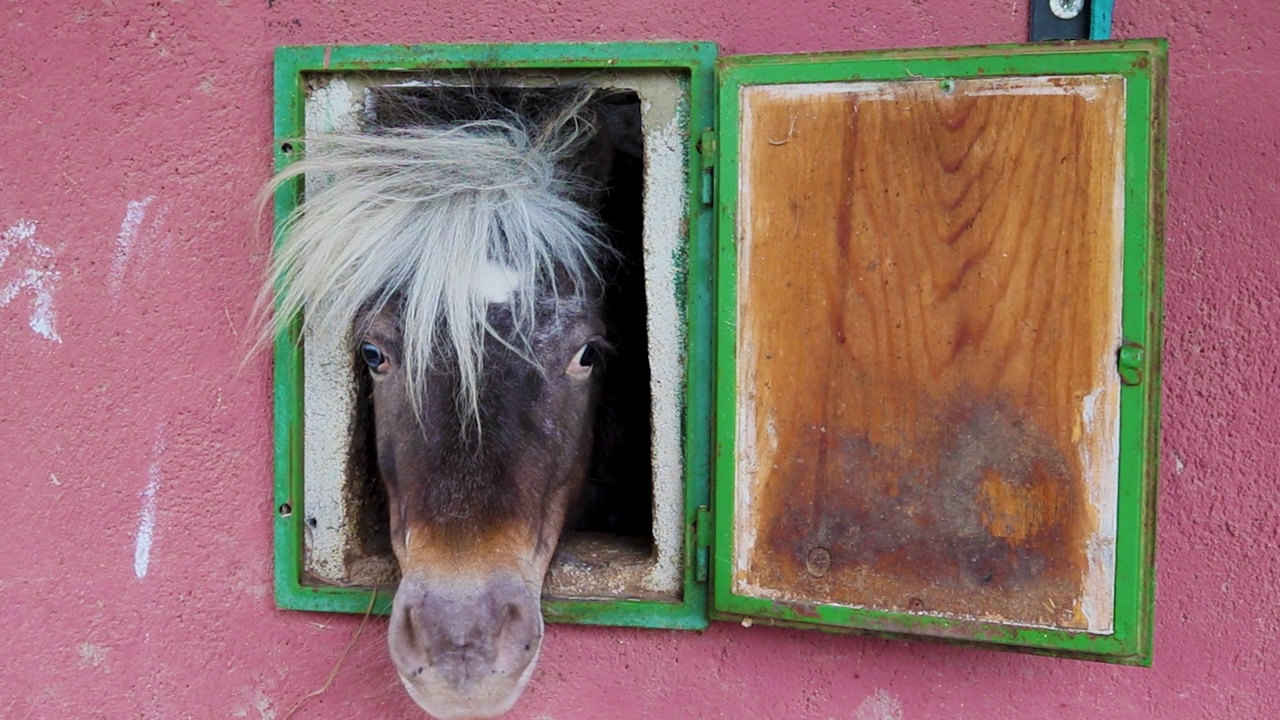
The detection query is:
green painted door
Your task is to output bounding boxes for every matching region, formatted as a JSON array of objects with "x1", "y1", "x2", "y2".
[{"x1": 711, "y1": 40, "x2": 1165, "y2": 664}]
